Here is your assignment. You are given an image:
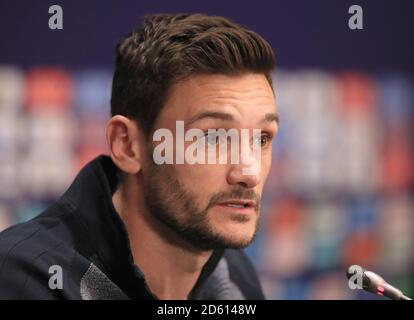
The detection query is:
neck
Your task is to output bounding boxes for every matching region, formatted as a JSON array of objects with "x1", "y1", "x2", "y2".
[{"x1": 112, "y1": 176, "x2": 213, "y2": 300}]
